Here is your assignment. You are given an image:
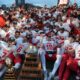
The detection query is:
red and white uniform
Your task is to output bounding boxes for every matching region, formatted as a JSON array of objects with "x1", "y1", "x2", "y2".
[
  {"x1": 72, "y1": 18, "x2": 79, "y2": 28},
  {"x1": 35, "y1": 35, "x2": 47, "y2": 46},
  {"x1": 7, "y1": 45, "x2": 22, "y2": 69},
  {"x1": 32, "y1": 36, "x2": 39, "y2": 44},
  {"x1": 6, "y1": 26, "x2": 15, "y2": 38},
  {"x1": 43, "y1": 40, "x2": 57, "y2": 52},
  {"x1": 57, "y1": 31, "x2": 69, "y2": 39},
  {"x1": 0, "y1": 41, "x2": 8, "y2": 77},
  {"x1": 15, "y1": 37, "x2": 23, "y2": 47},
  {"x1": 62, "y1": 22, "x2": 71, "y2": 32},
  {"x1": 8, "y1": 52, "x2": 22, "y2": 69},
  {"x1": 0, "y1": 41, "x2": 9, "y2": 63},
  {"x1": 0, "y1": 48, "x2": 9, "y2": 64},
  {"x1": 58, "y1": 42, "x2": 80, "y2": 80},
  {"x1": 16, "y1": 42, "x2": 29, "y2": 54},
  {"x1": 0, "y1": 28, "x2": 6, "y2": 38},
  {"x1": 65, "y1": 42, "x2": 79, "y2": 52},
  {"x1": 0, "y1": 41, "x2": 8, "y2": 50},
  {"x1": 75, "y1": 44, "x2": 80, "y2": 59}
]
